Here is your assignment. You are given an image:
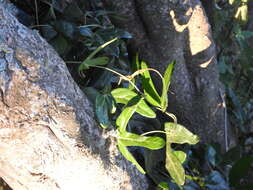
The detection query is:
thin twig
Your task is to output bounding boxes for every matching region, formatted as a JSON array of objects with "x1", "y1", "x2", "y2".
[
  {"x1": 66, "y1": 61, "x2": 143, "y2": 94},
  {"x1": 29, "y1": 24, "x2": 49, "y2": 29},
  {"x1": 219, "y1": 88, "x2": 228, "y2": 152},
  {"x1": 34, "y1": 0, "x2": 39, "y2": 26},
  {"x1": 92, "y1": 65, "x2": 142, "y2": 94},
  {"x1": 157, "y1": 107, "x2": 177, "y2": 124},
  {"x1": 65, "y1": 61, "x2": 81, "y2": 64},
  {"x1": 140, "y1": 130, "x2": 166, "y2": 136}
]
